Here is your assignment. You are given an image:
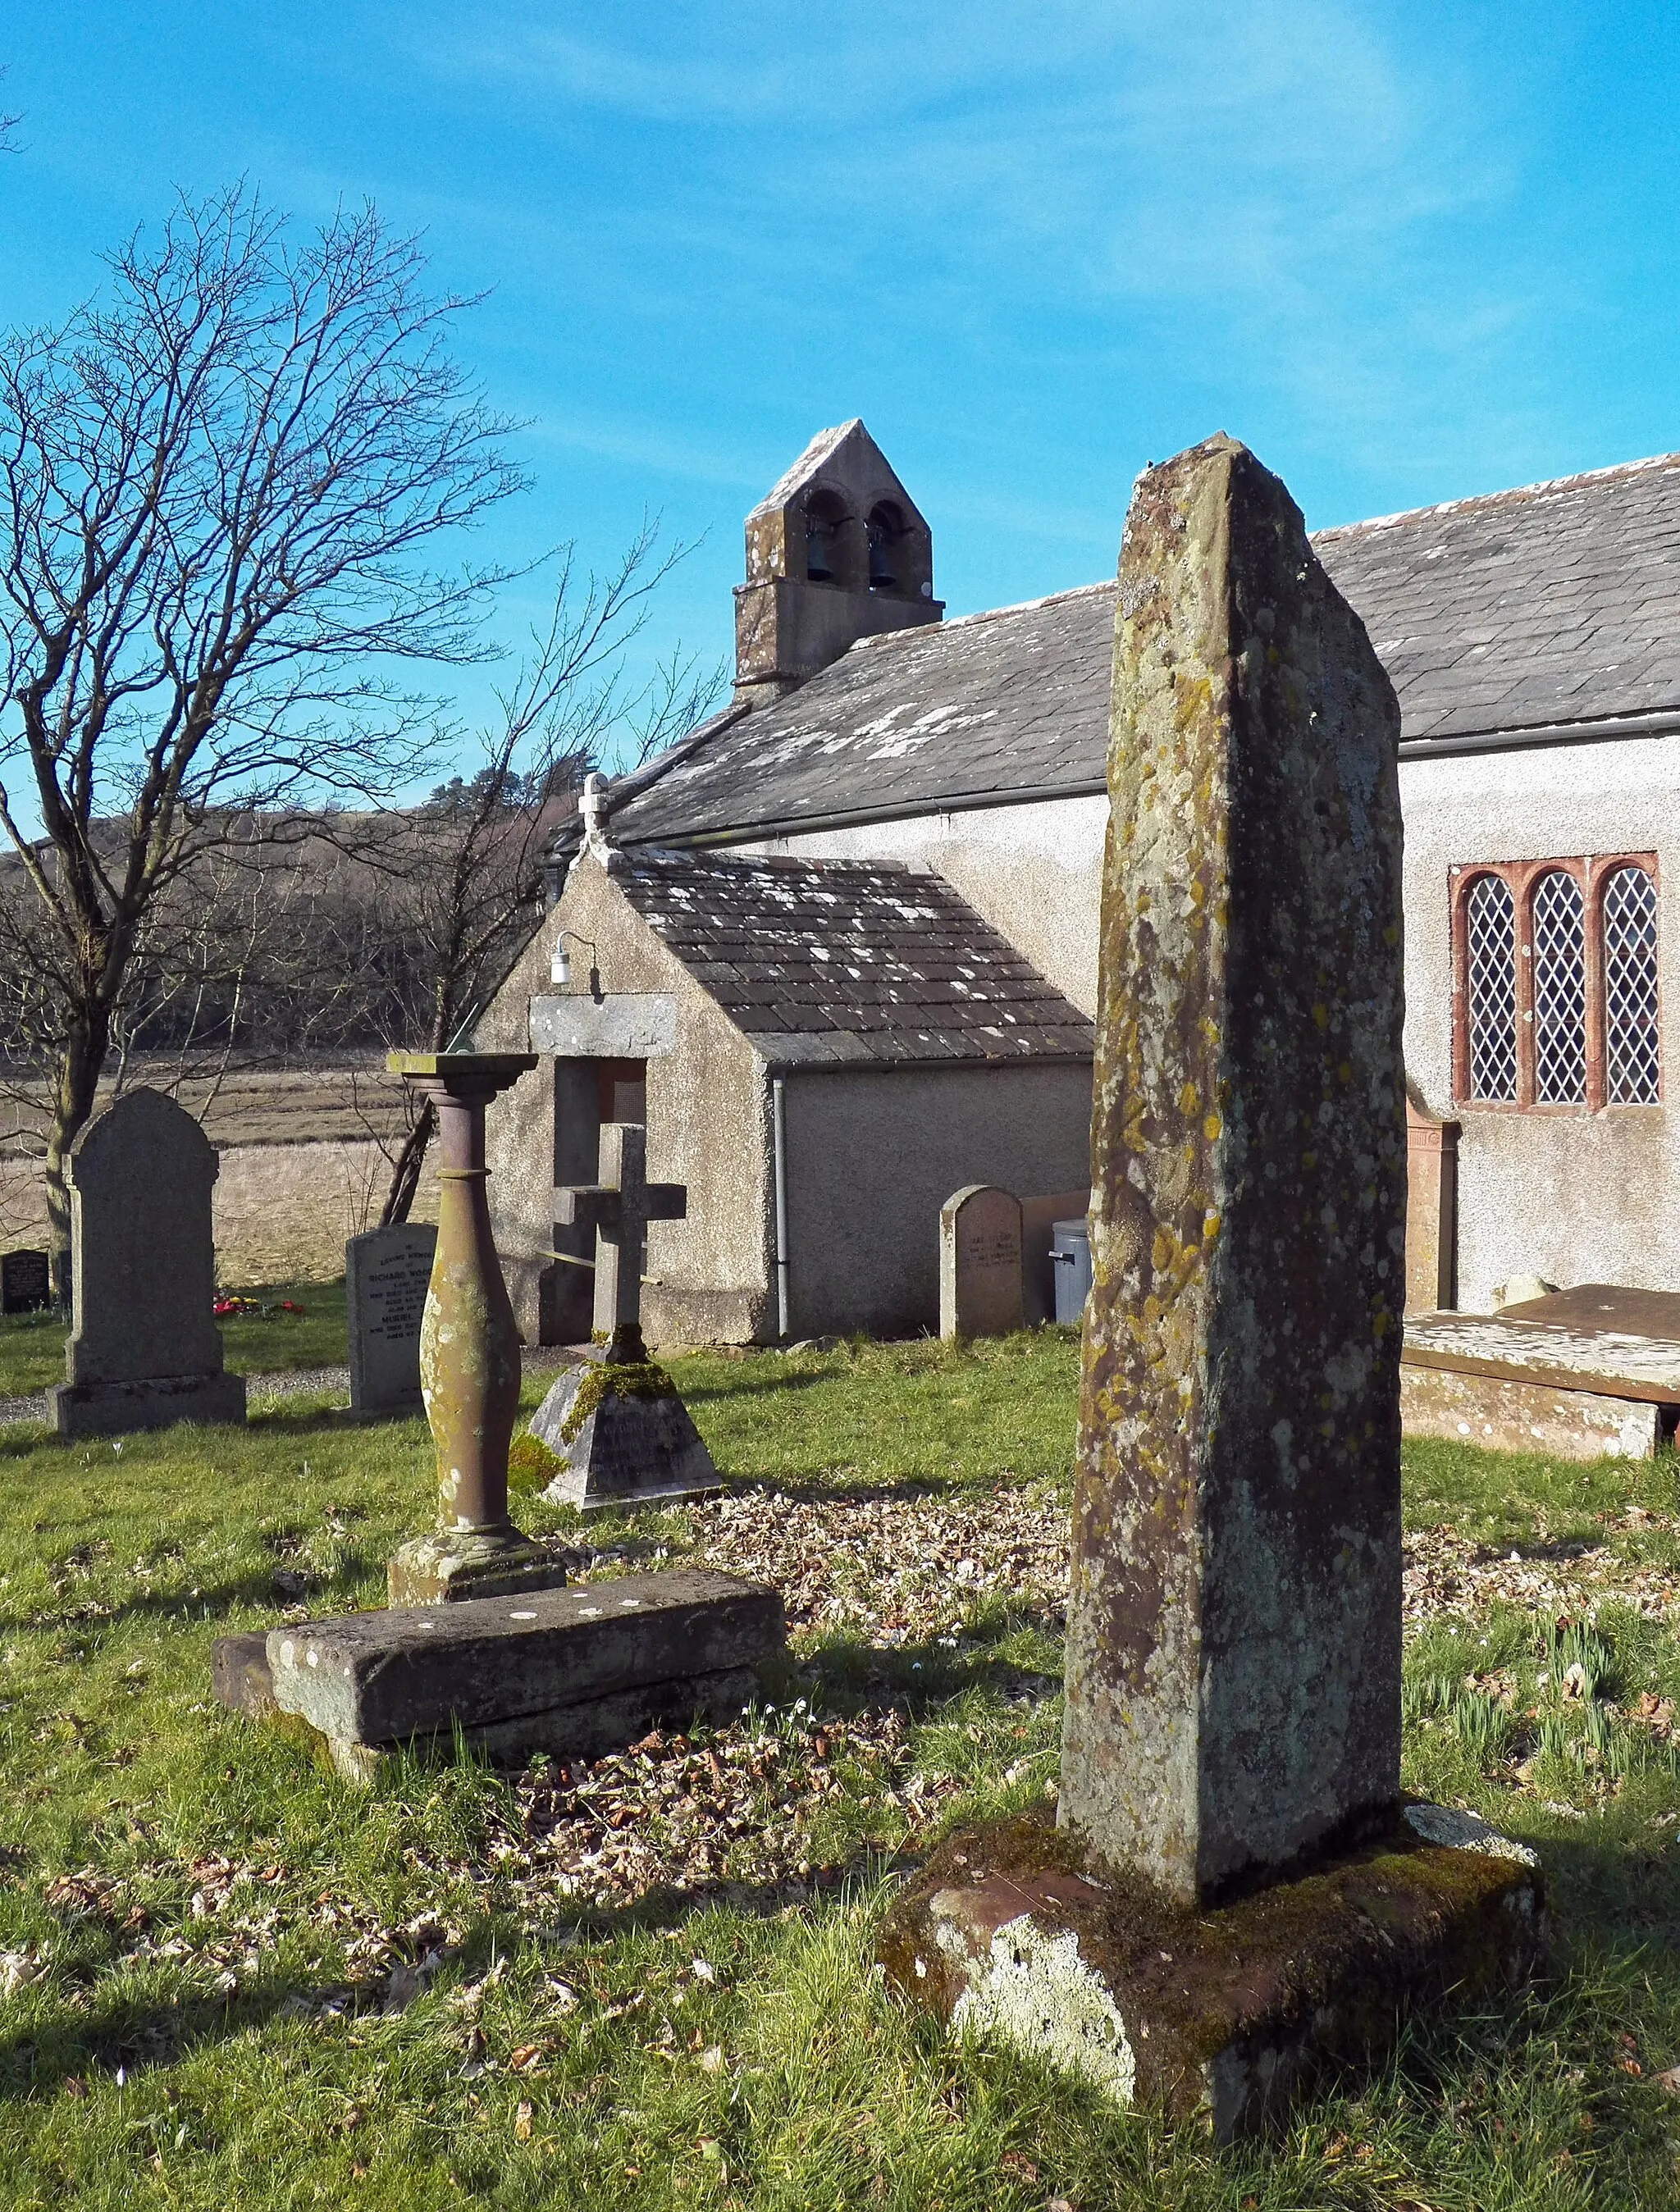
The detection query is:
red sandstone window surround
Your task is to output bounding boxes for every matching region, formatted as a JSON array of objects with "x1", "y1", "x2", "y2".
[{"x1": 1450, "y1": 855, "x2": 1662, "y2": 1110}]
